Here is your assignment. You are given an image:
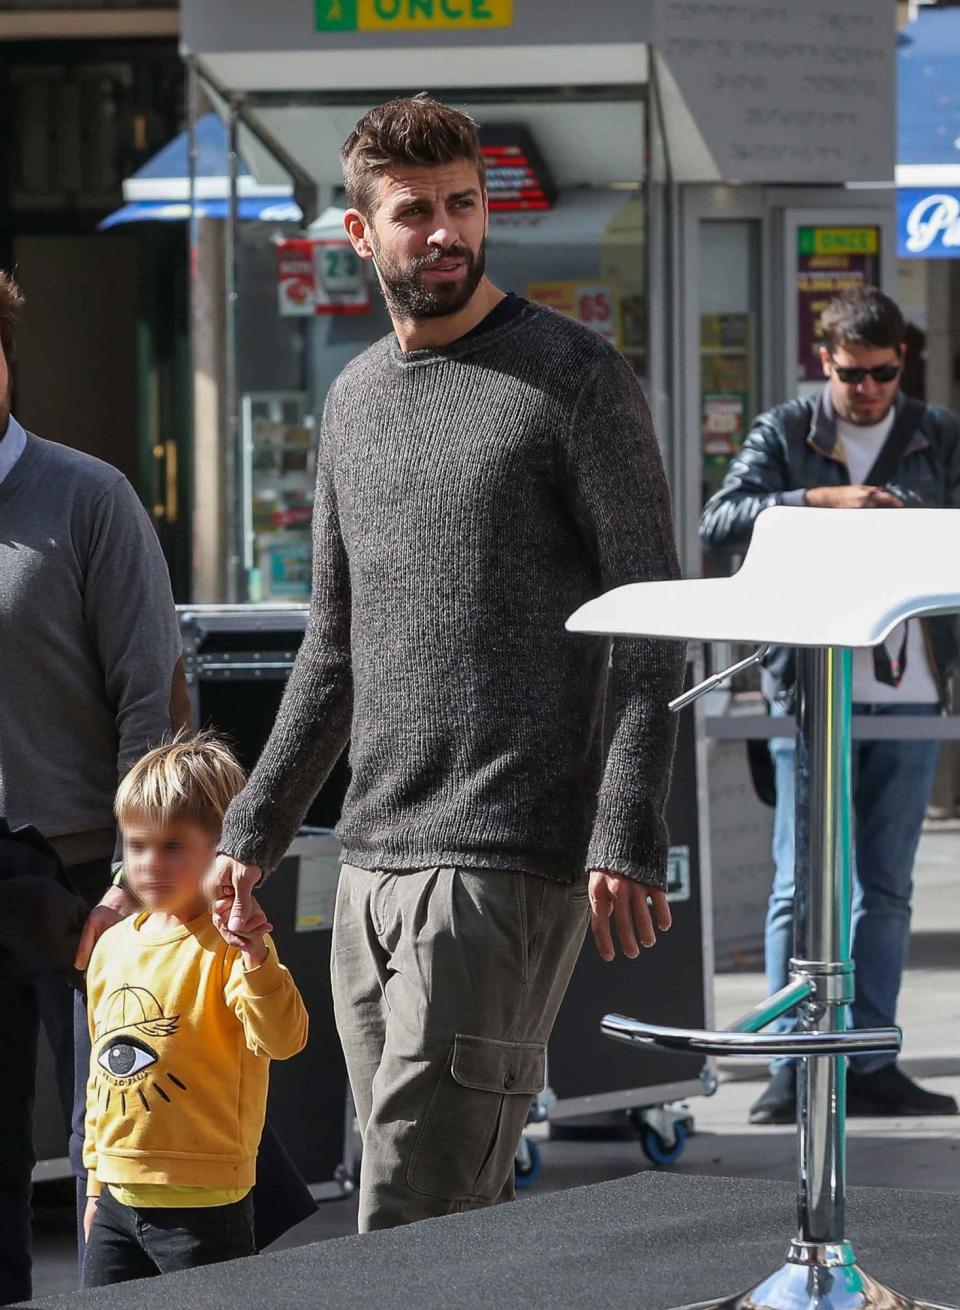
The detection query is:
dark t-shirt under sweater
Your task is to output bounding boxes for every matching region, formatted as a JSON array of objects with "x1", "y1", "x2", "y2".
[{"x1": 220, "y1": 302, "x2": 684, "y2": 886}]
